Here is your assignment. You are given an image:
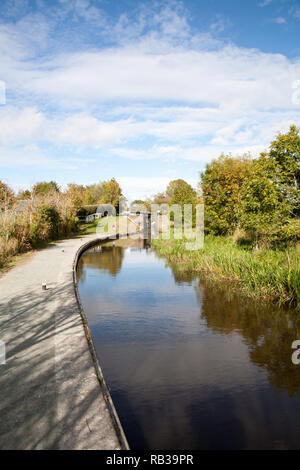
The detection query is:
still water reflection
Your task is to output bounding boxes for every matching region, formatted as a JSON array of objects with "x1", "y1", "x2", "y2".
[{"x1": 77, "y1": 239, "x2": 300, "y2": 449}]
